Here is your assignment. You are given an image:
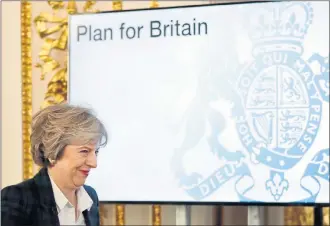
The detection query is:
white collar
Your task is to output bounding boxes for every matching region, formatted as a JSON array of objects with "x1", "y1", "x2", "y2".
[{"x1": 49, "y1": 175, "x2": 93, "y2": 212}]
